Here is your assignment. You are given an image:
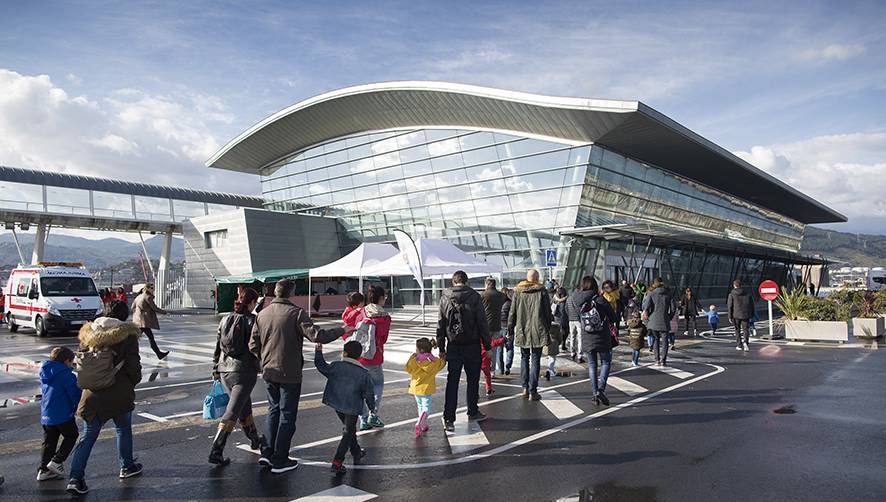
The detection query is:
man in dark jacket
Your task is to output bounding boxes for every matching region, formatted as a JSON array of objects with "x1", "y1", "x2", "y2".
[
  {"x1": 567, "y1": 277, "x2": 596, "y2": 362},
  {"x1": 727, "y1": 280, "x2": 755, "y2": 351},
  {"x1": 249, "y1": 279, "x2": 353, "y2": 474},
  {"x1": 480, "y1": 278, "x2": 507, "y2": 377},
  {"x1": 509, "y1": 269, "x2": 553, "y2": 401},
  {"x1": 642, "y1": 278, "x2": 676, "y2": 366},
  {"x1": 437, "y1": 271, "x2": 491, "y2": 431}
]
